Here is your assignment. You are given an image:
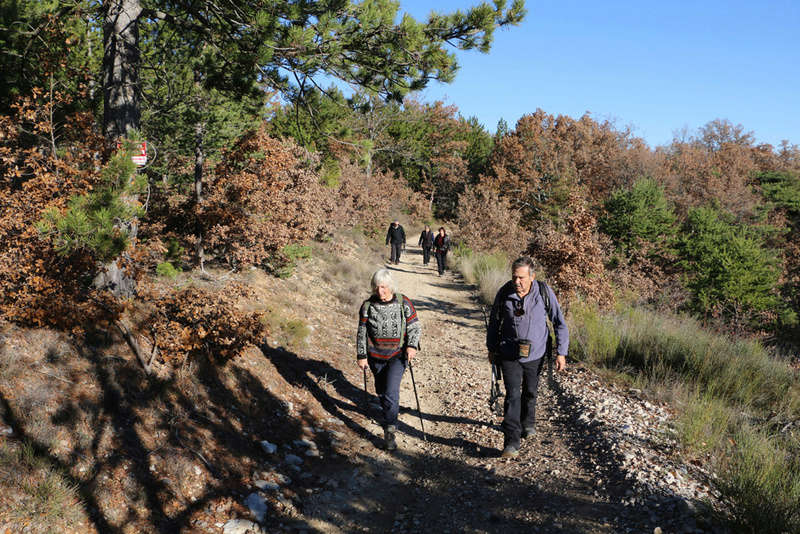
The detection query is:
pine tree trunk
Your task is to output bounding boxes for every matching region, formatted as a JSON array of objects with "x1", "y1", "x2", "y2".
[
  {"x1": 194, "y1": 120, "x2": 206, "y2": 270},
  {"x1": 97, "y1": 0, "x2": 143, "y2": 299},
  {"x1": 102, "y1": 0, "x2": 142, "y2": 141}
]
